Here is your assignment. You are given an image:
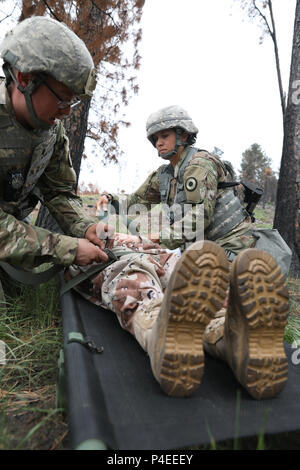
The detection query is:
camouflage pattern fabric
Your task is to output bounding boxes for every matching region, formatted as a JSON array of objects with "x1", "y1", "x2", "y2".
[
  {"x1": 0, "y1": 81, "x2": 97, "y2": 269},
  {"x1": 66, "y1": 240, "x2": 180, "y2": 337},
  {"x1": 110, "y1": 146, "x2": 256, "y2": 252}
]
